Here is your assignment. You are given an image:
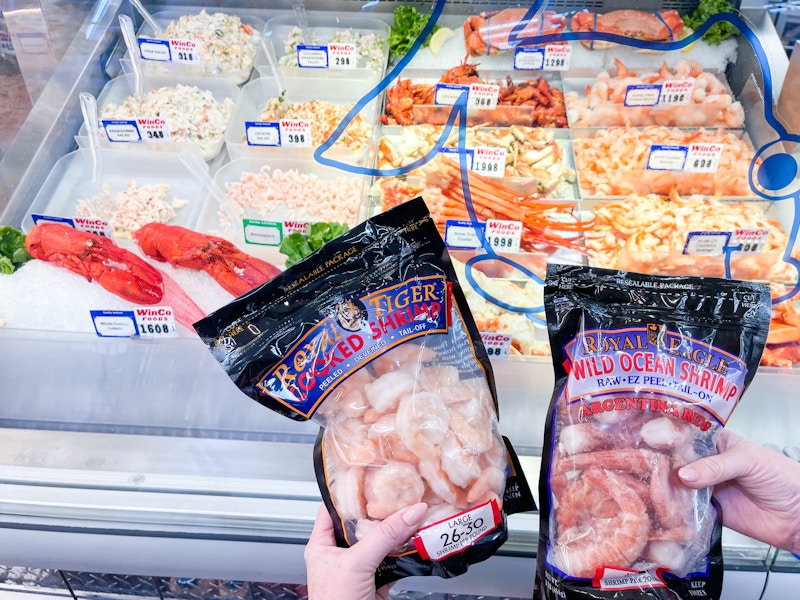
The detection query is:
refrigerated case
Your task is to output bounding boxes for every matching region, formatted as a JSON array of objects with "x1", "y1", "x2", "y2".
[{"x1": 0, "y1": 1, "x2": 799, "y2": 598}]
